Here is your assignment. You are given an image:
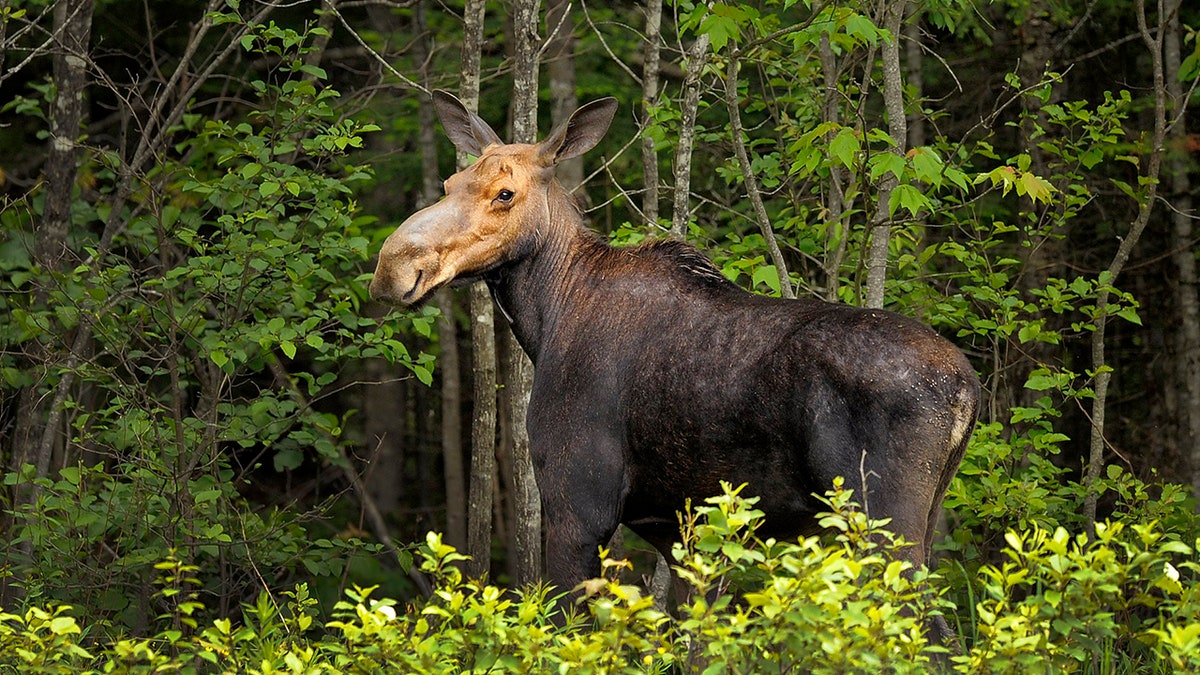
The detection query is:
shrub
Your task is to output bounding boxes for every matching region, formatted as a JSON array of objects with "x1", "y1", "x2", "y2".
[{"x1": 0, "y1": 483, "x2": 1197, "y2": 673}]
